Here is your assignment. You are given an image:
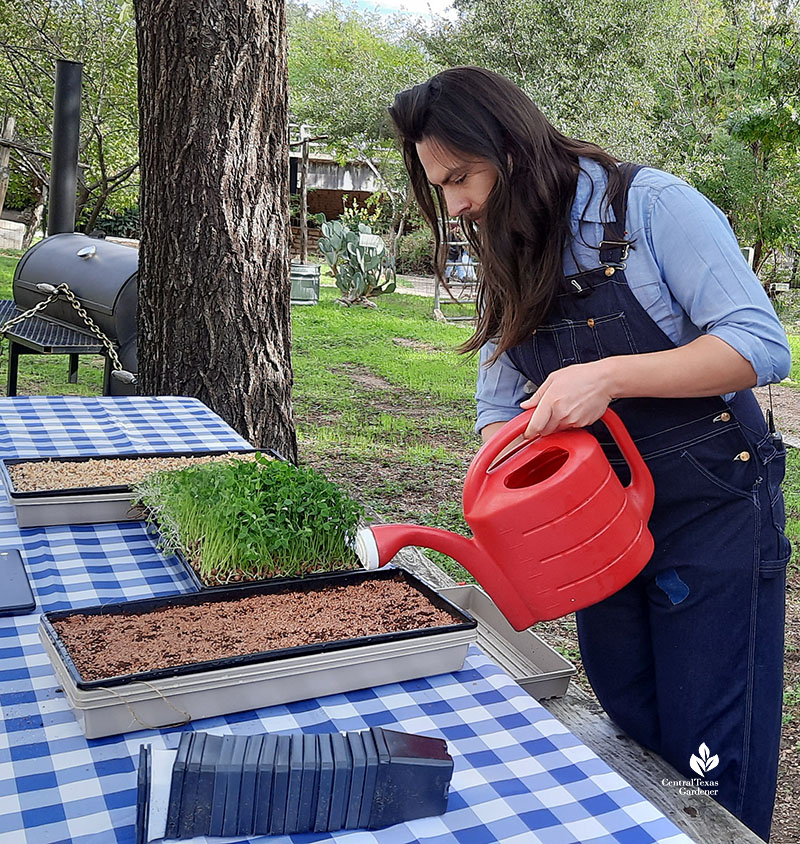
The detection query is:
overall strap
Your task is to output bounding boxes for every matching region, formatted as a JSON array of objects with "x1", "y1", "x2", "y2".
[{"x1": 599, "y1": 163, "x2": 644, "y2": 268}]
